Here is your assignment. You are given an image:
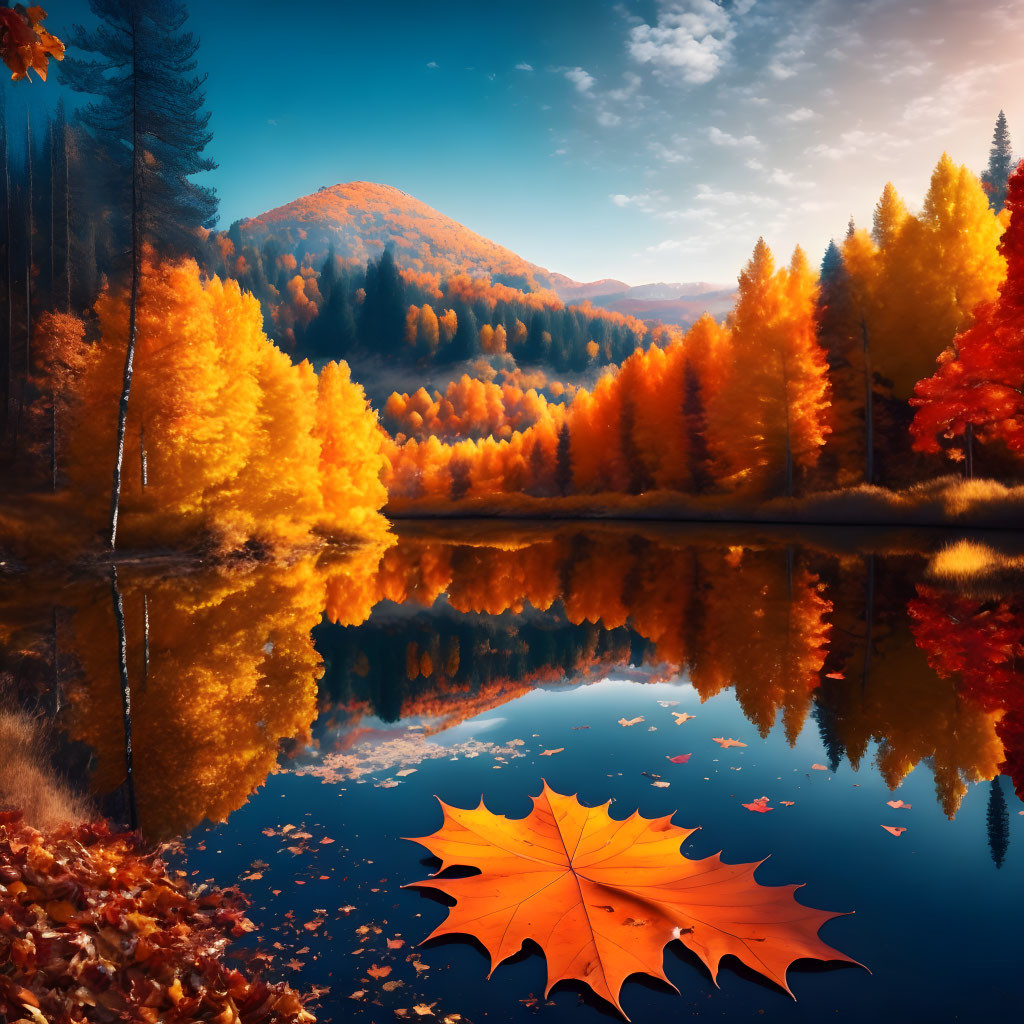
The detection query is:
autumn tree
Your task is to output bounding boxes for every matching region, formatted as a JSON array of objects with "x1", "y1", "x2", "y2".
[
  {"x1": 31, "y1": 311, "x2": 88, "y2": 490},
  {"x1": 61, "y1": 0, "x2": 218, "y2": 547},
  {"x1": 872, "y1": 154, "x2": 1004, "y2": 400},
  {"x1": 911, "y1": 160, "x2": 1024, "y2": 464},
  {"x1": 708, "y1": 240, "x2": 830, "y2": 496}
]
